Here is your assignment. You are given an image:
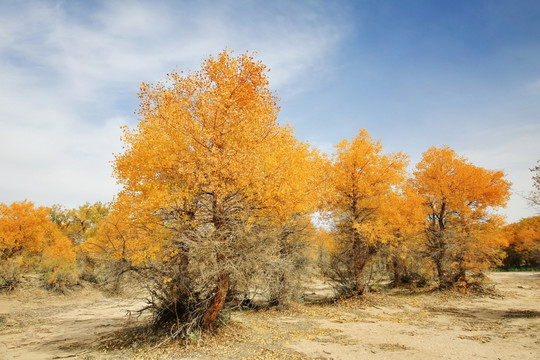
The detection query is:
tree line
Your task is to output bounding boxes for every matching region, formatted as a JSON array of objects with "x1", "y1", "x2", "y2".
[{"x1": 1, "y1": 50, "x2": 538, "y2": 338}]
